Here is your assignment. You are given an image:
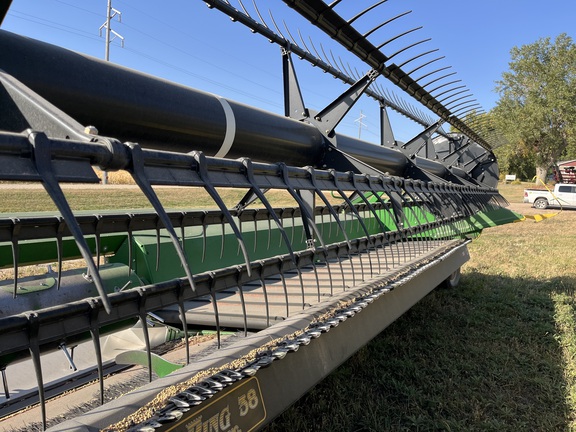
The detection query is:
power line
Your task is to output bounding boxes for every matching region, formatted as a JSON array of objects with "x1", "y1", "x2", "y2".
[
  {"x1": 9, "y1": 10, "x2": 100, "y2": 40},
  {"x1": 54, "y1": 0, "x2": 102, "y2": 18}
]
